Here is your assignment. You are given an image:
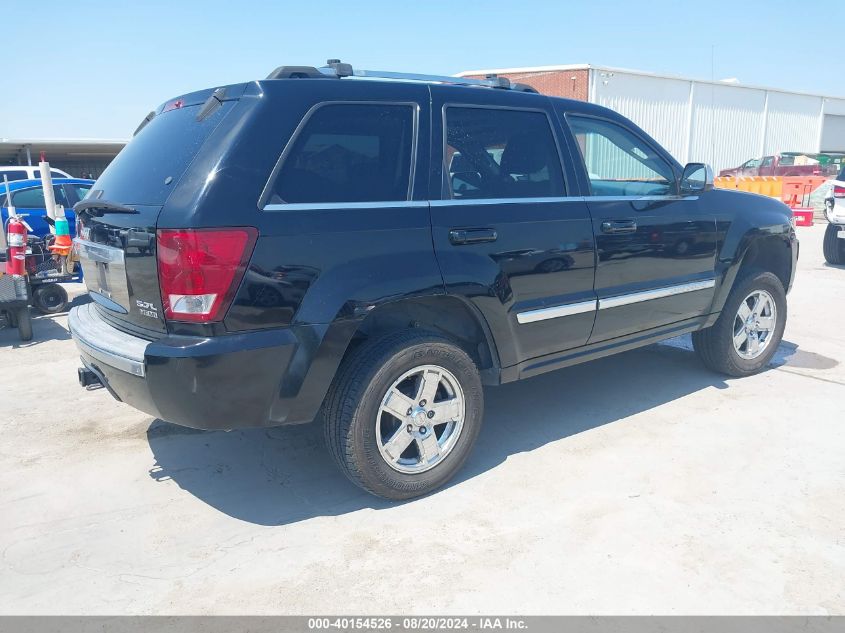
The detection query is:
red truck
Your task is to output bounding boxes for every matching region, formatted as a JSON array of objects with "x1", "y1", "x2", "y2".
[{"x1": 719, "y1": 152, "x2": 839, "y2": 178}]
